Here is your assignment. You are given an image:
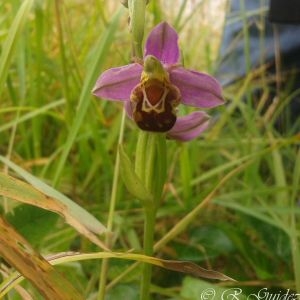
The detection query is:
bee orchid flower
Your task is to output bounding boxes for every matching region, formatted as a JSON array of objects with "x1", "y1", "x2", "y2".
[{"x1": 92, "y1": 22, "x2": 224, "y2": 141}]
